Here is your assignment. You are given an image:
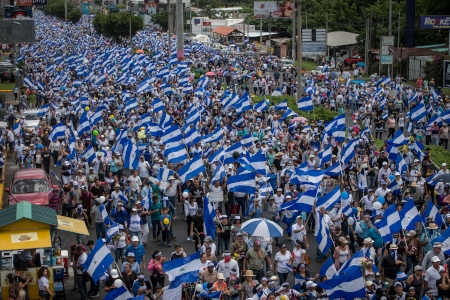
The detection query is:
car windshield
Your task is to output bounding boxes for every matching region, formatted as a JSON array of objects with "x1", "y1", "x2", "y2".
[
  {"x1": 13, "y1": 178, "x2": 49, "y2": 194},
  {"x1": 23, "y1": 113, "x2": 39, "y2": 120},
  {"x1": 5, "y1": 66, "x2": 14, "y2": 72}
]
